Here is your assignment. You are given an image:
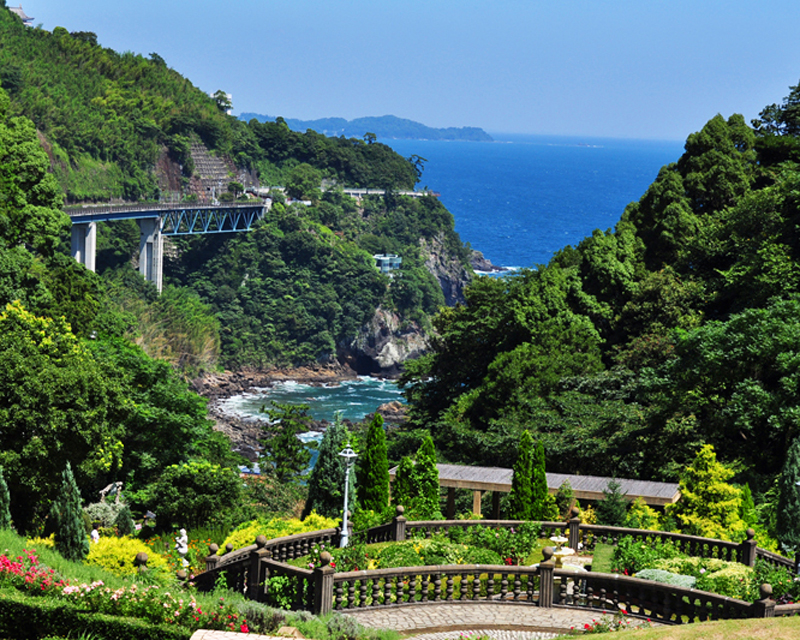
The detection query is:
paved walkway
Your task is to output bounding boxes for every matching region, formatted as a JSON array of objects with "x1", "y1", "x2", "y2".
[{"x1": 345, "y1": 602, "x2": 647, "y2": 637}]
